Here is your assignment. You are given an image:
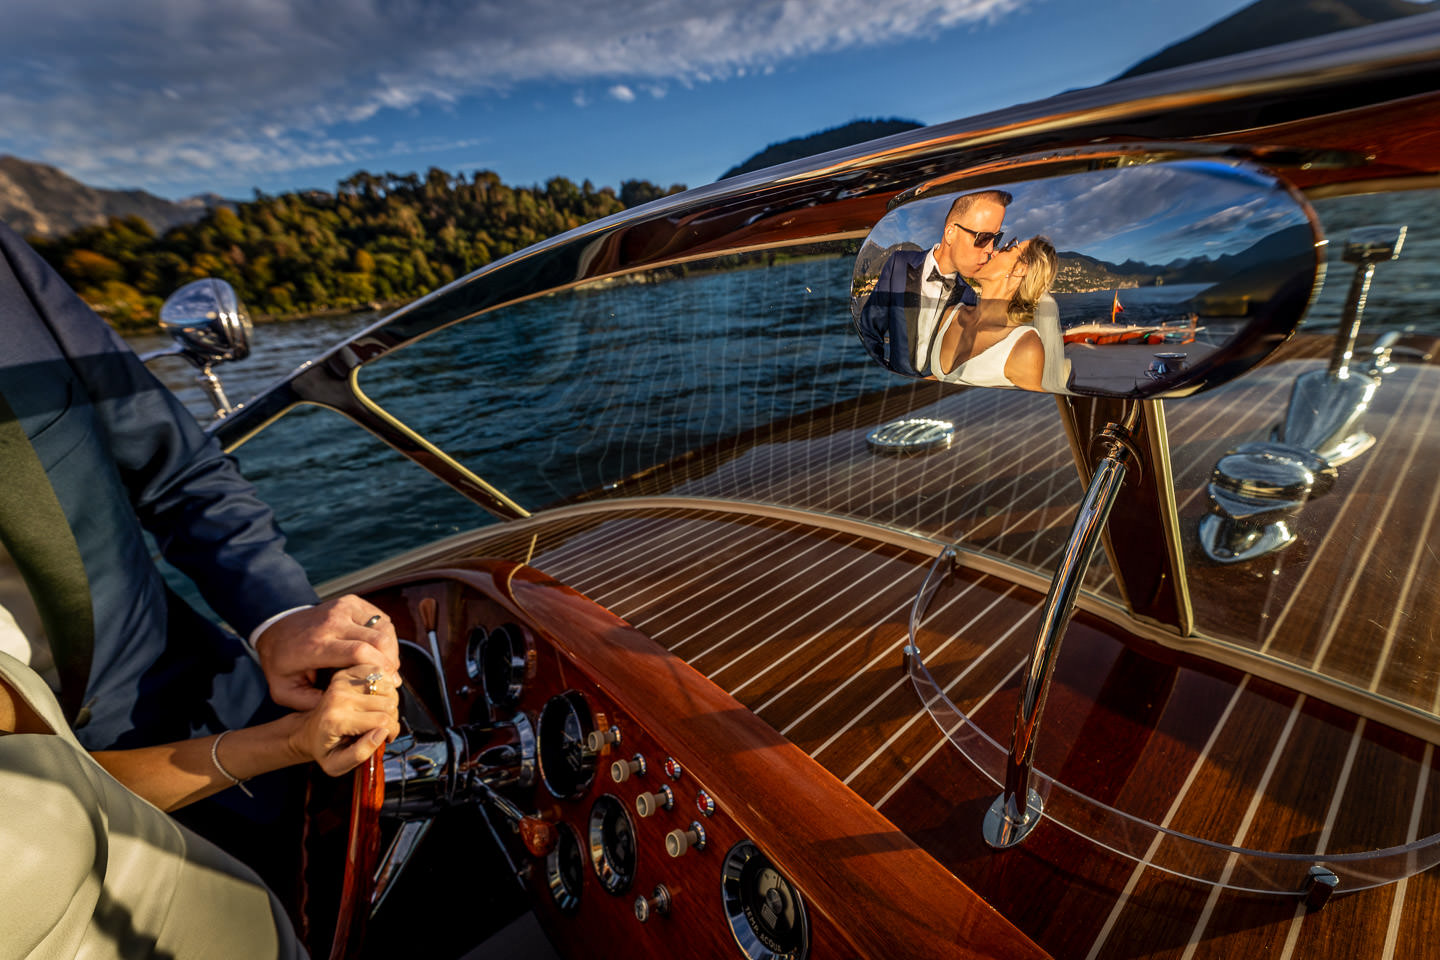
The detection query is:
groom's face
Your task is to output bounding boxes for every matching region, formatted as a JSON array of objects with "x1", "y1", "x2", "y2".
[{"x1": 939, "y1": 199, "x2": 1006, "y2": 277}]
